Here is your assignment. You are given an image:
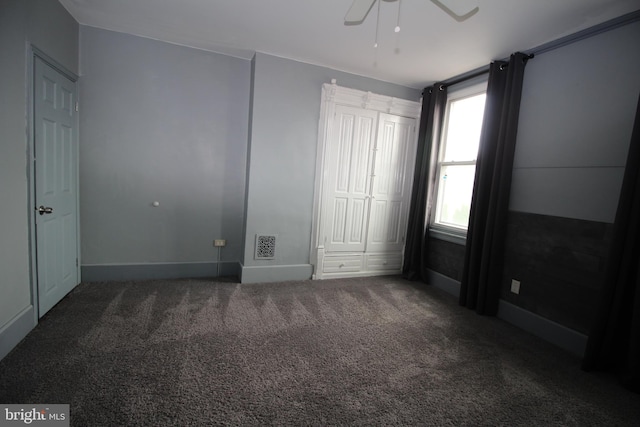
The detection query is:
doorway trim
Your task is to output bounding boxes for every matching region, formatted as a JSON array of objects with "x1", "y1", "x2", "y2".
[{"x1": 27, "y1": 45, "x2": 81, "y2": 322}]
